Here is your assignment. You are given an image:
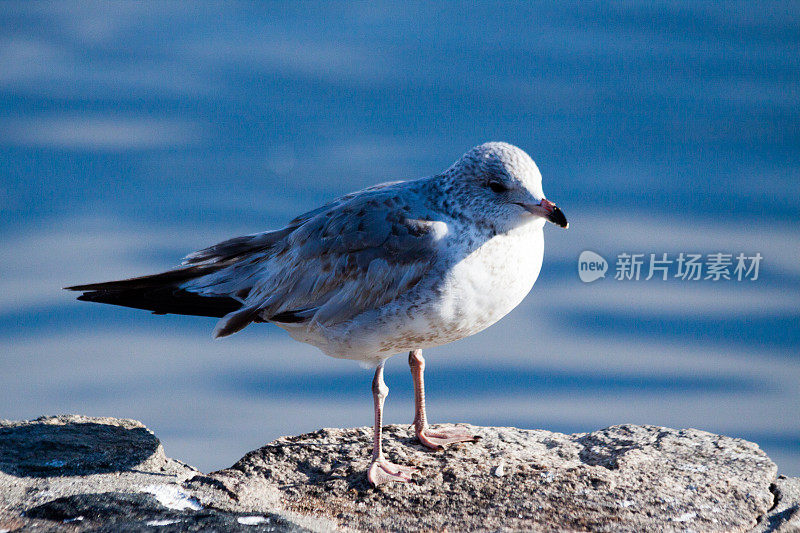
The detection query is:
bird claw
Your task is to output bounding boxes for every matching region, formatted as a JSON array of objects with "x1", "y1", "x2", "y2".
[
  {"x1": 416, "y1": 425, "x2": 478, "y2": 450},
  {"x1": 367, "y1": 456, "x2": 416, "y2": 486}
]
